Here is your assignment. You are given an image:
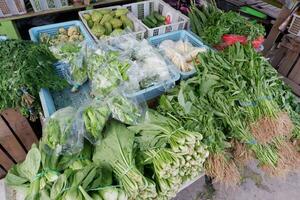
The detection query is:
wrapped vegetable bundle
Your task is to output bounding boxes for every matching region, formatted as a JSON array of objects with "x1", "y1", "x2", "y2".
[
  {"x1": 108, "y1": 94, "x2": 144, "y2": 125},
  {"x1": 42, "y1": 107, "x2": 83, "y2": 155},
  {"x1": 159, "y1": 39, "x2": 207, "y2": 72},
  {"x1": 80, "y1": 102, "x2": 111, "y2": 143},
  {"x1": 93, "y1": 121, "x2": 158, "y2": 199},
  {"x1": 50, "y1": 42, "x2": 88, "y2": 92},
  {"x1": 109, "y1": 38, "x2": 172, "y2": 91},
  {"x1": 89, "y1": 50, "x2": 131, "y2": 98}
]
